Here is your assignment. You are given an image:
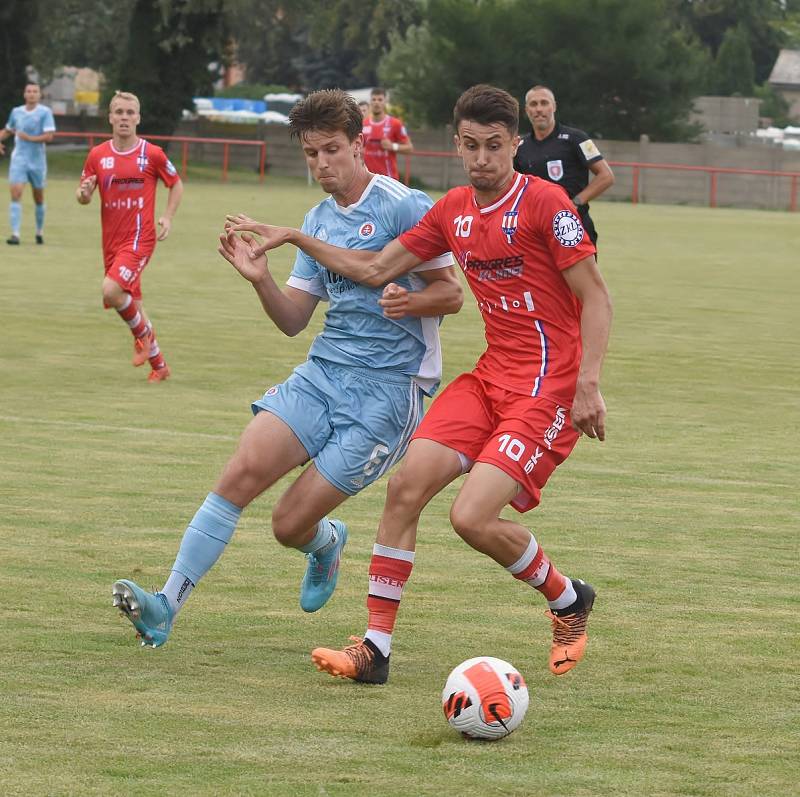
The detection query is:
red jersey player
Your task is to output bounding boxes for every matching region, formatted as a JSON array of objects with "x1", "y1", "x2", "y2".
[
  {"x1": 231, "y1": 84, "x2": 612, "y2": 685},
  {"x1": 76, "y1": 91, "x2": 183, "y2": 382},
  {"x1": 361, "y1": 87, "x2": 413, "y2": 181}
]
